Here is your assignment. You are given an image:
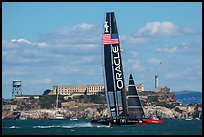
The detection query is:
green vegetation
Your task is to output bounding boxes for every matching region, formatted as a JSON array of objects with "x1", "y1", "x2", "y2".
[
  {"x1": 29, "y1": 96, "x2": 35, "y2": 100},
  {"x1": 148, "y1": 96, "x2": 158, "y2": 102},
  {"x1": 14, "y1": 97, "x2": 40, "y2": 111},
  {"x1": 90, "y1": 94, "x2": 106, "y2": 104},
  {"x1": 78, "y1": 93, "x2": 106, "y2": 104},
  {"x1": 148, "y1": 95, "x2": 178, "y2": 109},
  {"x1": 11, "y1": 100, "x2": 17, "y2": 105},
  {"x1": 174, "y1": 107, "x2": 183, "y2": 113},
  {"x1": 157, "y1": 102, "x2": 175, "y2": 109},
  {"x1": 39, "y1": 95, "x2": 64, "y2": 109},
  {"x1": 192, "y1": 104, "x2": 200, "y2": 118}
]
